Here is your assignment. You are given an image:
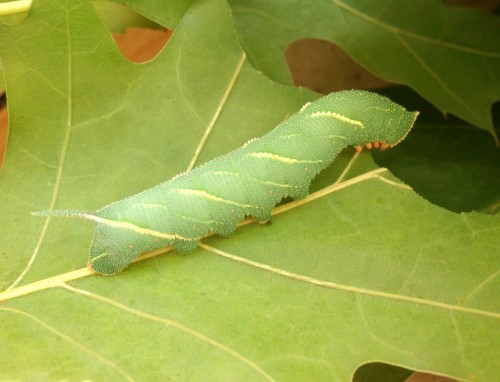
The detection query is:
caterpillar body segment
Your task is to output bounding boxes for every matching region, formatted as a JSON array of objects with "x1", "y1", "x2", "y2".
[{"x1": 34, "y1": 91, "x2": 418, "y2": 274}]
